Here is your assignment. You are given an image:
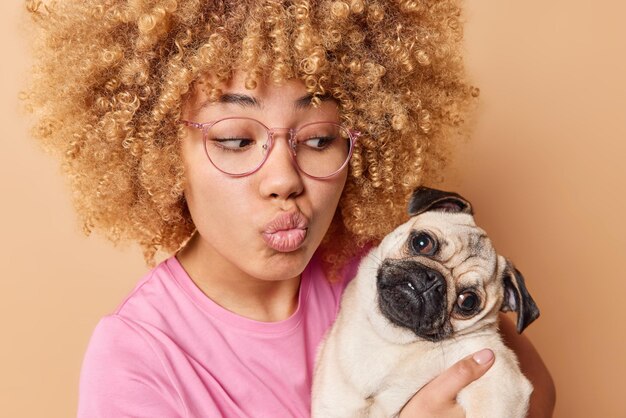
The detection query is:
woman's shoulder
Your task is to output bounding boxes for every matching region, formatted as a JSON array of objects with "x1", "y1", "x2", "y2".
[
  {"x1": 77, "y1": 314, "x2": 184, "y2": 416},
  {"x1": 82, "y1": 314, "x2": 154, "y2": 361},
  {"x1": 81, "y1": 259, "x2": 178, "y2": 370},
  {"x1": 77, "y1": 257, "x2": 195, "y2": 416},
  {"x1": 110, "y1": 257, "x2": 183, "y2": 318}
]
